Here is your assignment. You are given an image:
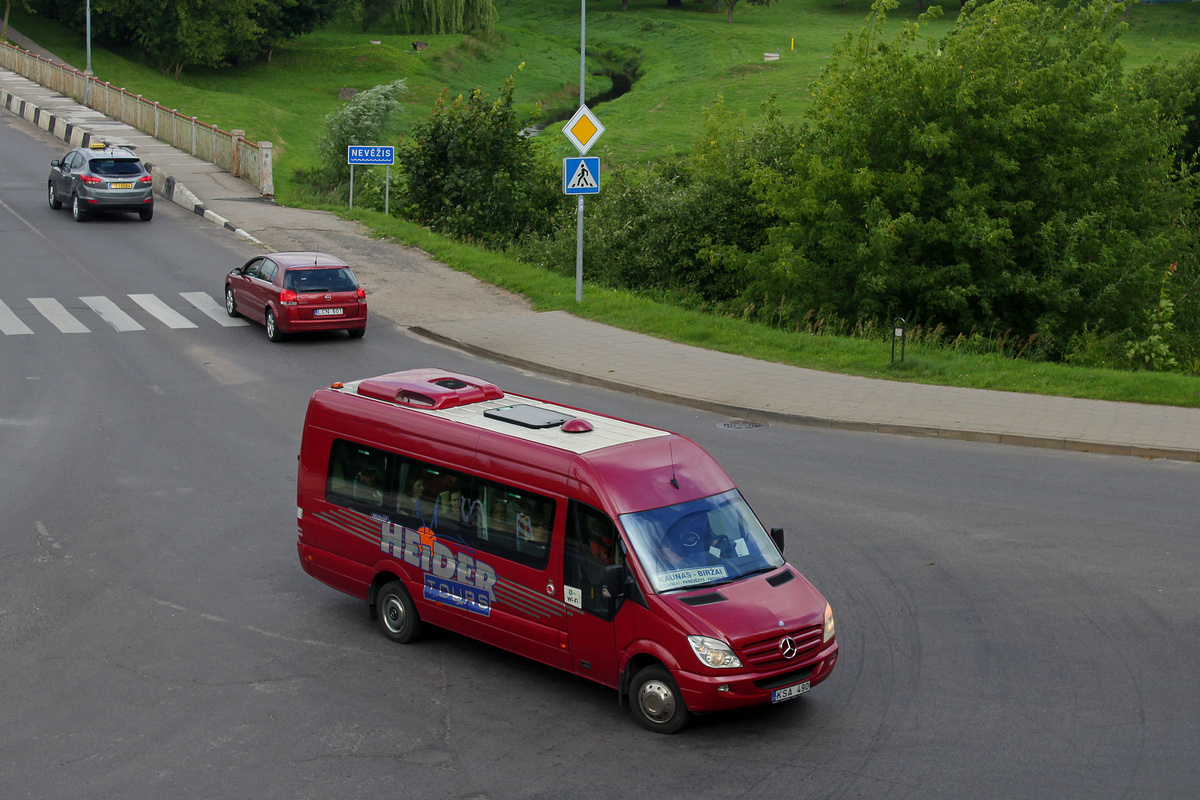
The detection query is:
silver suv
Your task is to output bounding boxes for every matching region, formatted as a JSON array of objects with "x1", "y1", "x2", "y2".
[{"x1": 48, "y1": 142, "x2": 154, "y2": 222}]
